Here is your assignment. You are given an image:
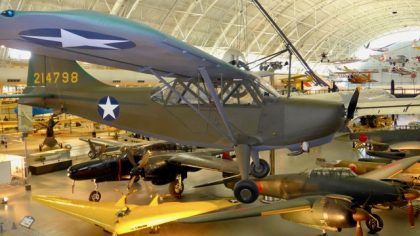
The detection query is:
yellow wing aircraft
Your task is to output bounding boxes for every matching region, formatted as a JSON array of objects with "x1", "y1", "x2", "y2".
[{"x1": 33, "y1": 194, "x2": 237, "y2": 235}]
